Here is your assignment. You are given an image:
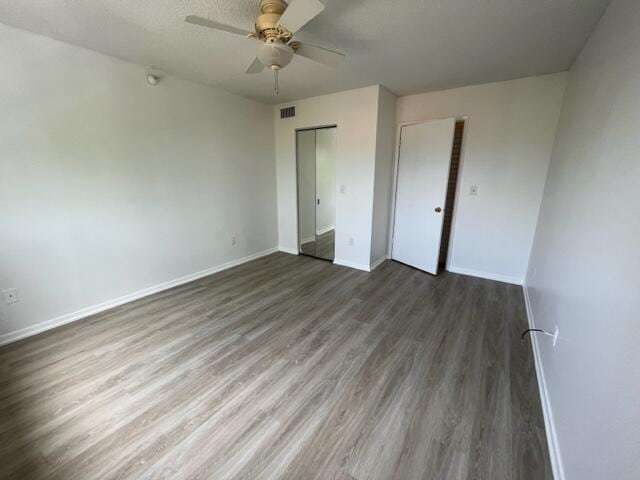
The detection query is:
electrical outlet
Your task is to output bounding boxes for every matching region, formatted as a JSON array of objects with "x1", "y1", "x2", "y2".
[
  {"x1": 3, "y1": 288, "x2": 18, "y2": 305},
  {"x1": 470, "y1": 185, "x2": 478, "y2": 196},
  {"x1": 348, "y1": 237, "x2": 354, "y2": 247},
  {"x1": 339, "y1": 185, "x2": 347, "y2": 194},
  {"x1": 231, "y1": 236, "x2": 237, "y2": 246},
  {"x1": 552, "y1": 326, "x2": 559, "y2": 347}
]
